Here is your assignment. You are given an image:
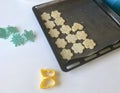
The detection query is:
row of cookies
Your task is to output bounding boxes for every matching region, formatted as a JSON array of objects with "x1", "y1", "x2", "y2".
[
  {"x1": 41, "y1": 10, "x2": 65, "y2": 27},
  {"x1": 41, "y1": 10, "x2": 95, "y2": 44},
  {"x1": 56, "y1": 38, "x2": 96, "y2": 60},
  {"x1": 41, "y1": 10, "x2": 96, "y2": 61},
  {"x1": 48, "y1": 29, "x2": 96, "y2": 49}
]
